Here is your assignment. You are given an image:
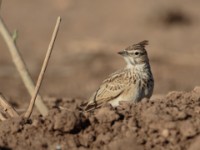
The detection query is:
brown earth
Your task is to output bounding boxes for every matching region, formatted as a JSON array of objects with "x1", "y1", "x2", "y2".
[
  {"x1": 0, "y1": 0, "x2": 200, "y2": 150},
  {"x1": 1, "y1": 87, "x2": 200, "y2": 150}
]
